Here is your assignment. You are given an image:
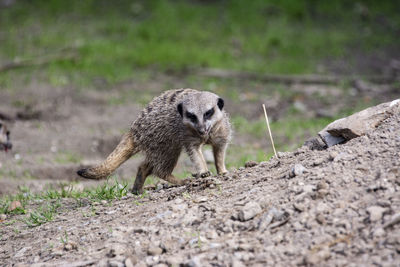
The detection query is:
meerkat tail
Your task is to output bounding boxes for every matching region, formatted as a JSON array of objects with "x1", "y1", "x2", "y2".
[{"x1": 77, "y1": 131, "x2": 137, "y2": 179}]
